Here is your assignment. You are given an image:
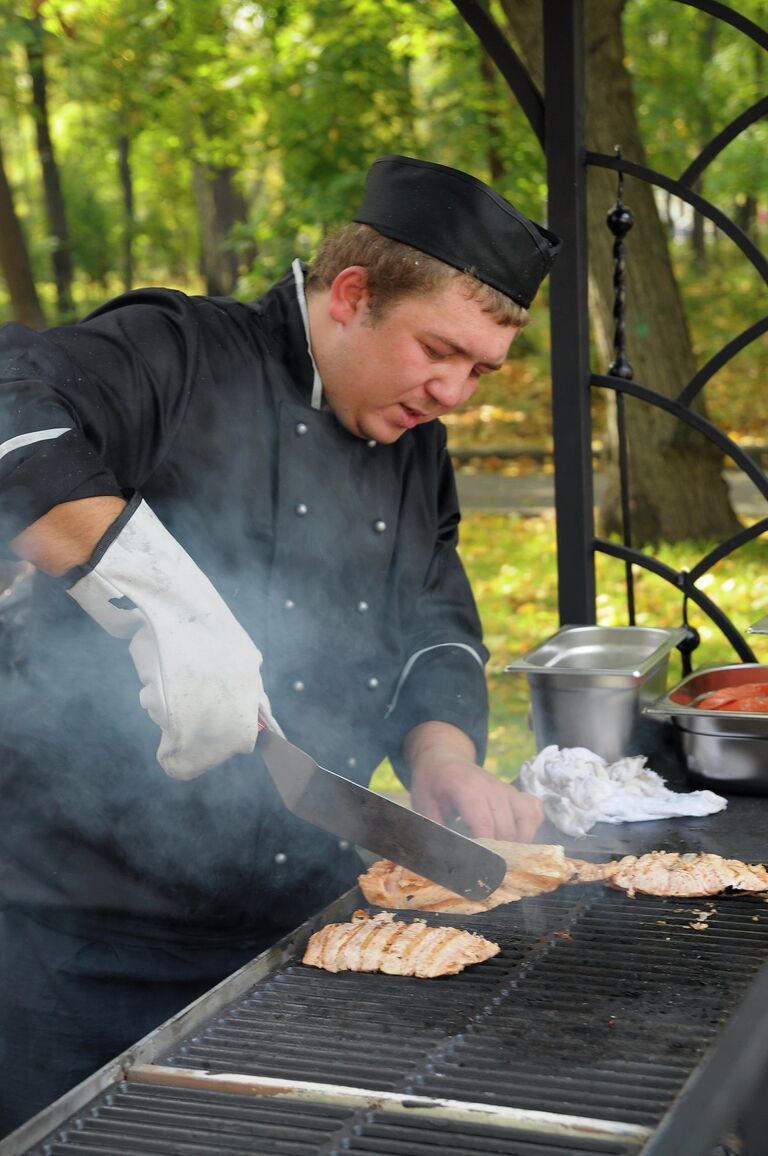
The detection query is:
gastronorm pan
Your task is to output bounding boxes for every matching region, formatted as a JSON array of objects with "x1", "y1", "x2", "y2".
[
  {"x1": 644, "y1": 663, "x2": 768, "y2": 793},
  {"x1": 505, "y1": 624, "x2": 687, "y2": 762}
]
